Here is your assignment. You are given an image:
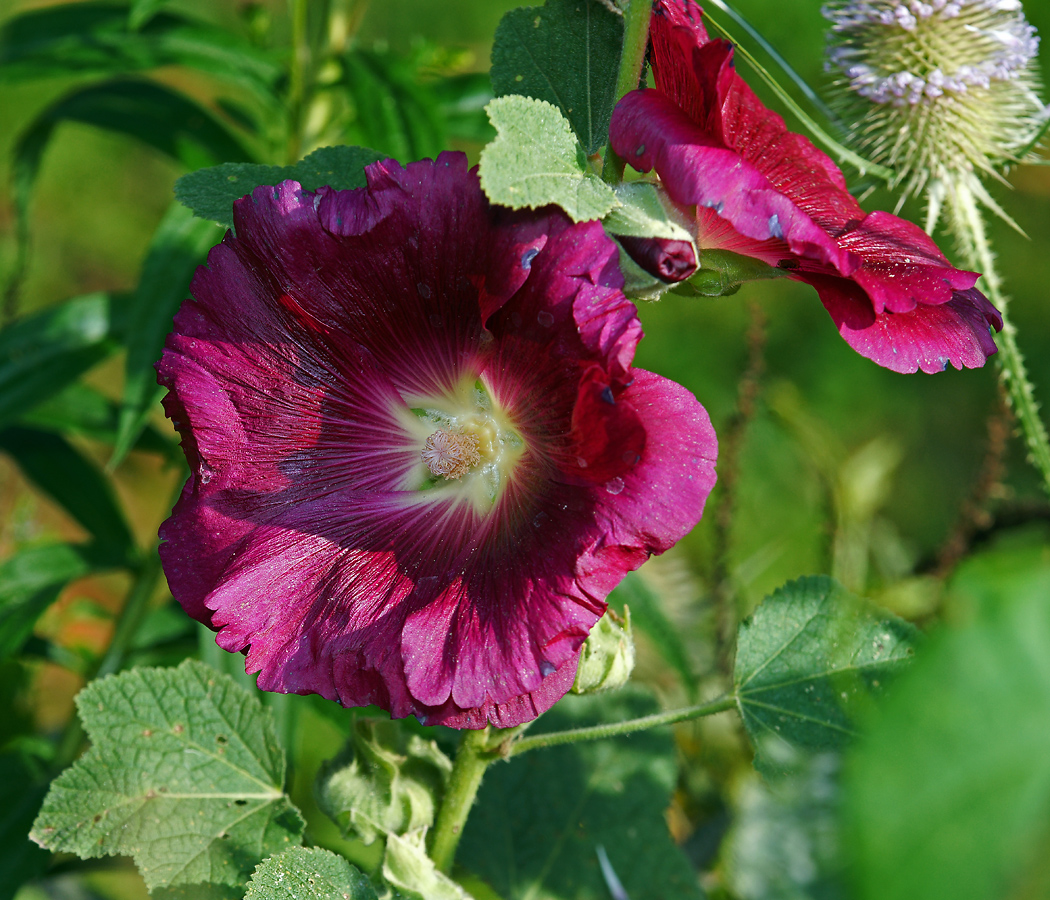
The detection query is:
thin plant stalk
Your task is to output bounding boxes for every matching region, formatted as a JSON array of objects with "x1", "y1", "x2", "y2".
[{"x1": 603, "y1": 0, "x2": 653, "y2": 184}]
